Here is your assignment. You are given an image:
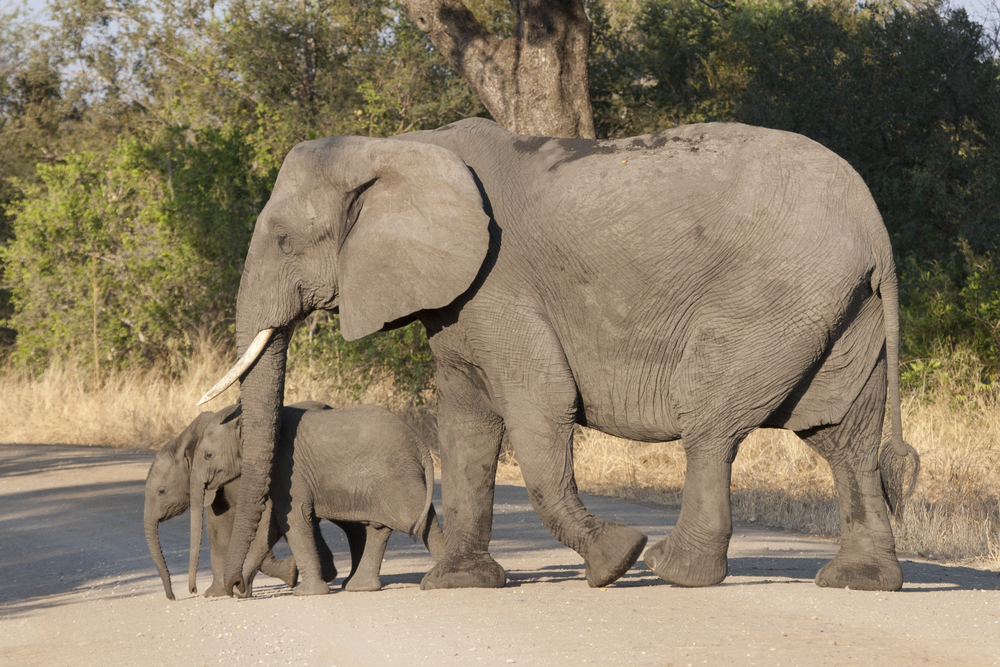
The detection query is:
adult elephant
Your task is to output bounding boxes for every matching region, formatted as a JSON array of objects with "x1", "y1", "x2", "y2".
[{"x1": 201, "y1": 117, "x2": 919, "y2": 594}]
